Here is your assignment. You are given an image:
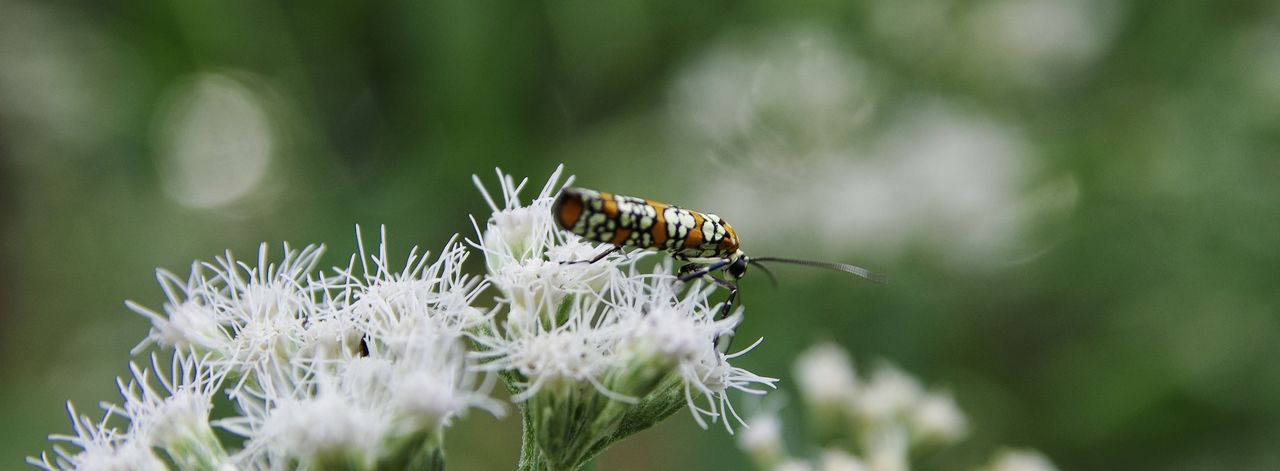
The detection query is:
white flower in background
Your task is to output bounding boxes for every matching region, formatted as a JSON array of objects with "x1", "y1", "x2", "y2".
[
  {"x1": 853, "y1": 363, "x2": 924, "y2": 424},
  {"x1": 863, "y1": 0, "x2": 1122, "y2": 92},
  {"x1": 742, "y1": 343, "x2": 997, "y2": 471},
  {"x1": 911, "y1": 391, "x2": 968, "y2": 445},
  {"x1": 669, "y1": 25, "x2": 1080, "y2": 268},
  {"x1": 794, "y1": 342, "x2": 859, "y2": 410},
  {"x1": 778, "y1": 460, "x2": 816, "y2": 471},
  {"x1": 863, "y1": 426, "x2": 909, "y2": 471},
  {"x1": 28, "y1": 404, "x2": 168, "y2": 471},
  {"x1": 962, "y1": 0, "x2": 1123, "y2": 91},
  {"x1": 981, "y1": 449, "x2": 1060, "y2": 471},
  {"x1": 669, "y1": 26, "x2": 875, "y2": 169},
  {"x1": 820, "y1": 448, "x2": 869, "y2": 471},
  {"x1": 695, "y1": 100, "x2": 1069, "y2": 268},
  {"x1": 738, "y1": 410, "x2": 784, "y2": 464}
]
